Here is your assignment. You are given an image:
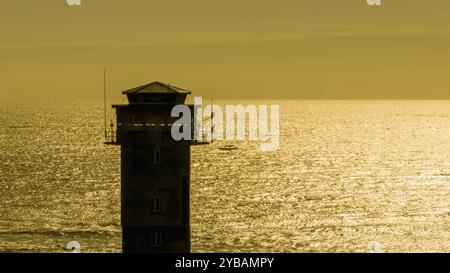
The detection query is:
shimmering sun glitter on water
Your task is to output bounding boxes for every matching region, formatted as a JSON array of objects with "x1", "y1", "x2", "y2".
[{"x1": 0, "y1": 100, "x2": 449, "y2": 252}]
